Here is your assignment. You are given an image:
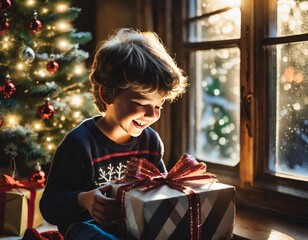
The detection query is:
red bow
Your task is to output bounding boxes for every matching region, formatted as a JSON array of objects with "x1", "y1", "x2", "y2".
[
  {"x1": 0, "y1": 174, "x2": 27, "y2": 195},
  {"x1": 0, "y1": 174, "x2": 44, "y2": 189},
  {"x1": 116, "y1": 154, "x2": 217, "y2": 240}
]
